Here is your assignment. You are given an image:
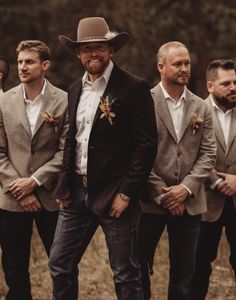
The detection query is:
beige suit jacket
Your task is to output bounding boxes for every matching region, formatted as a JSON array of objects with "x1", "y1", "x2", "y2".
[
  {"x1": 141, "y1": 83, "x2": 216, "y2": 215},
  {"x1": 0, "y1": 81, "x2": 68, "y2": 211},
  {"x1": 202, "y1": 96, "x2": 236, "y2": 222}
]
